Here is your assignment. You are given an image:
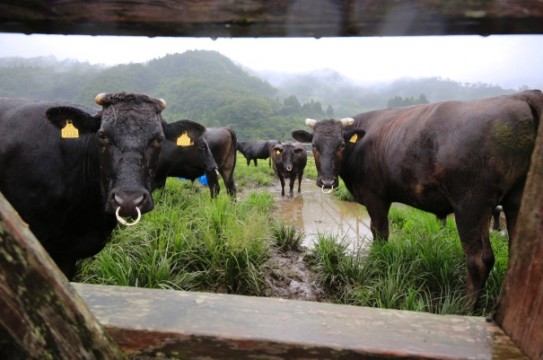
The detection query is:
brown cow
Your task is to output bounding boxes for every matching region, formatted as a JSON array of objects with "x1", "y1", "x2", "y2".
[
  {"x1": 292, "y1": 90, "x2": 542, "y2": 306},
  {"x1": 271, "y1": 141, "x2": 308, "y2": 196}
]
